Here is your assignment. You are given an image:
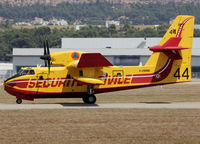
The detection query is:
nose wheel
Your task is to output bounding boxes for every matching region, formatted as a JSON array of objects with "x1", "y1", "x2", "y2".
[
  {"x1": 82, "y1": 94, "x2": 96, "y2": 104},
  {"x1": 16, "y1": 98, "x2": 22, "y2": 104}
]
